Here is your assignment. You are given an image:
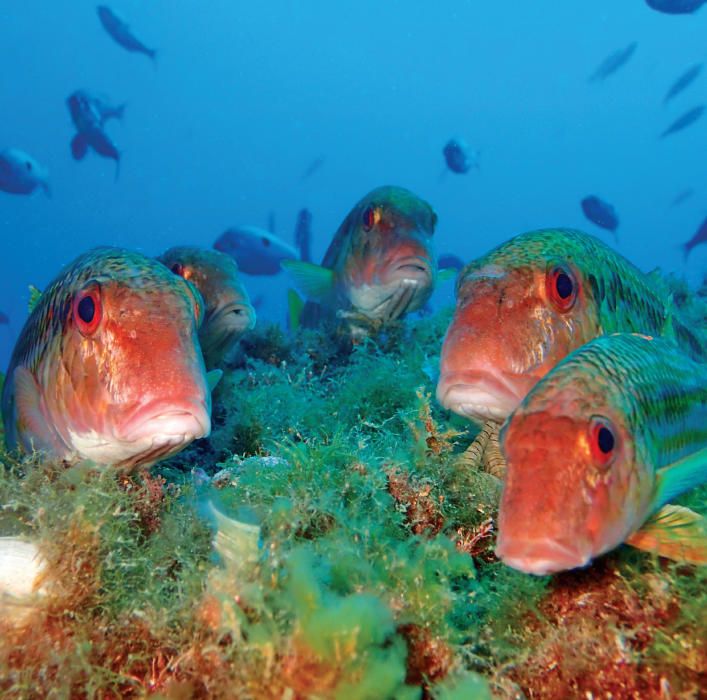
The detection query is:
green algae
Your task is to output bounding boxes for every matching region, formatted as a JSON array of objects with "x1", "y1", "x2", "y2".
[{"x1": 0, "y1": 309, "x2": 705, "y2": 698}]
